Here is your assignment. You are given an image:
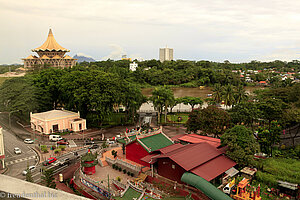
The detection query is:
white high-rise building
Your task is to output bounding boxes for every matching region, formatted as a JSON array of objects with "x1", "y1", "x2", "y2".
[{"x1": 159, "y1": 47, "x2": 173, "y2": 62}]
